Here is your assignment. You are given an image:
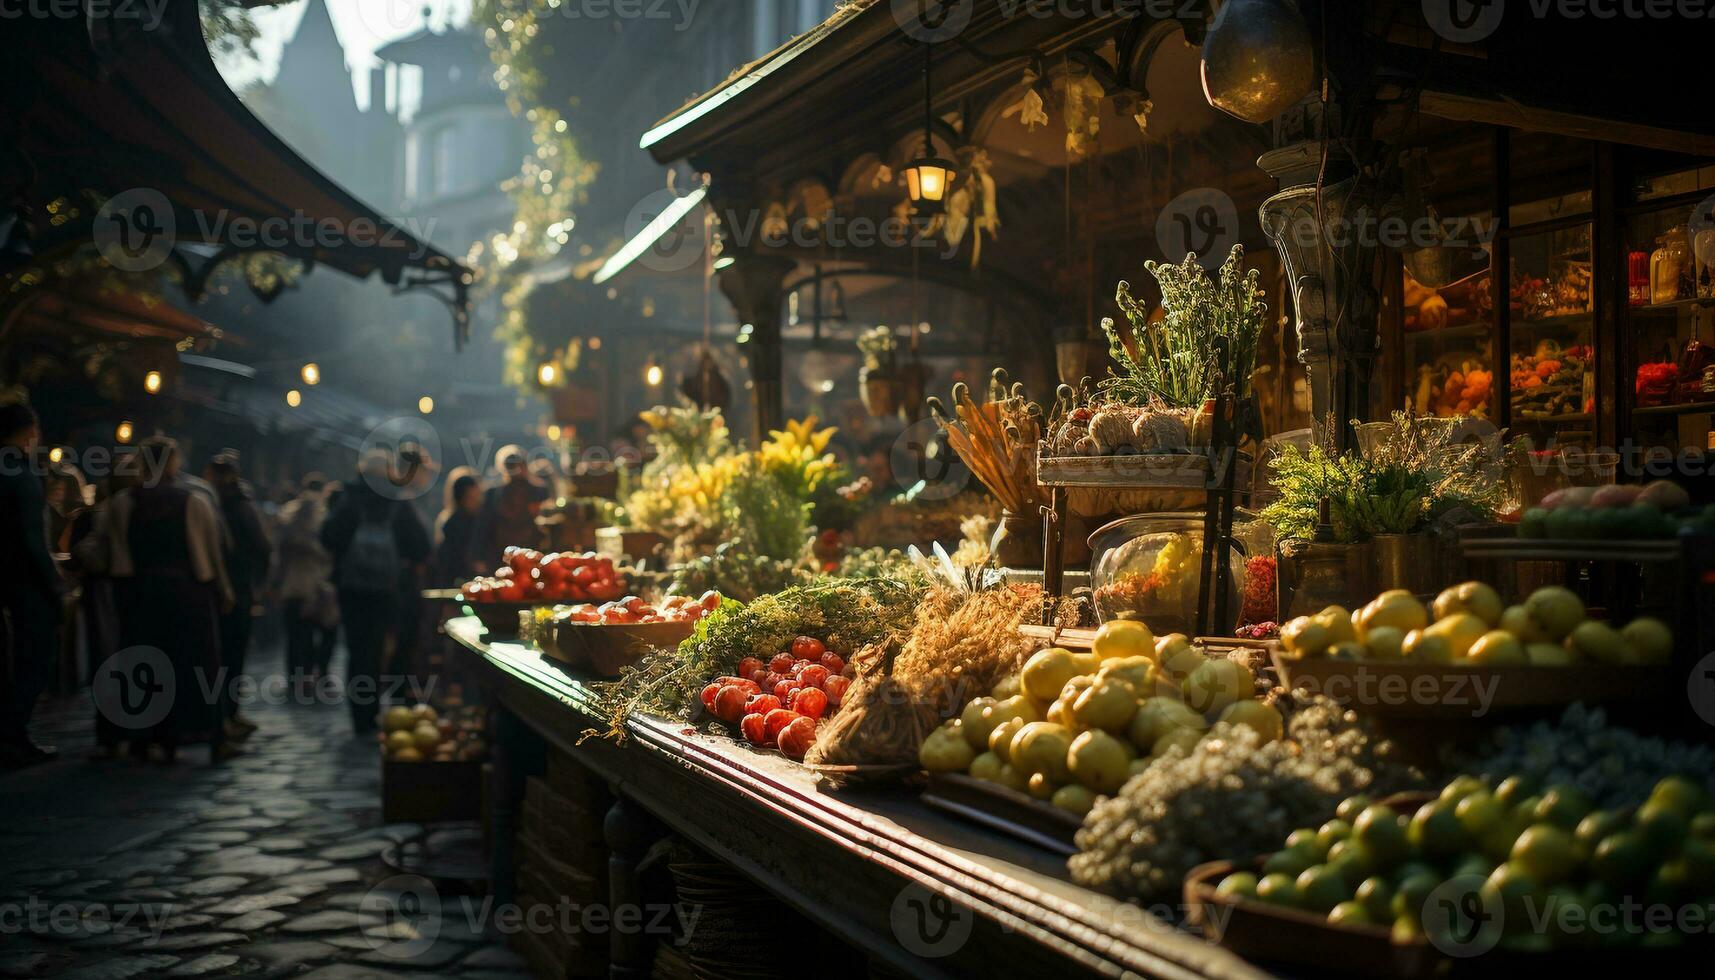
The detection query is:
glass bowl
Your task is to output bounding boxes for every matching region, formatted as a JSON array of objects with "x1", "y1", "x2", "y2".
[{"x1": 1087, "y1": 512, "x2": 1249, "y2": 634}]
